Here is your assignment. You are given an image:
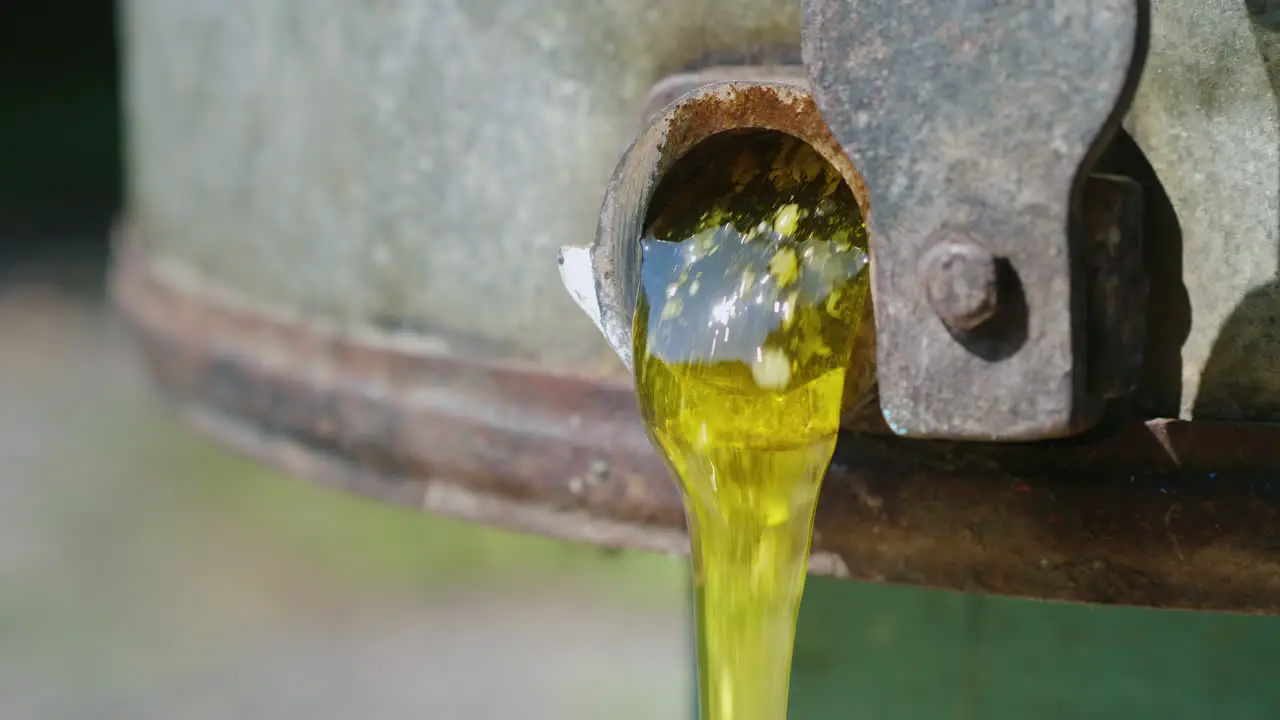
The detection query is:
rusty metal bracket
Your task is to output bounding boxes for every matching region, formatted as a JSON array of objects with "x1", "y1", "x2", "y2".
[{"x1": 802, "y1": 0, "x2": 1150, "y2": 440}]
